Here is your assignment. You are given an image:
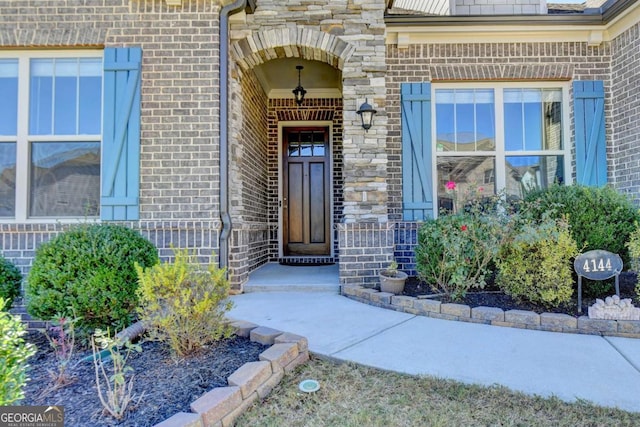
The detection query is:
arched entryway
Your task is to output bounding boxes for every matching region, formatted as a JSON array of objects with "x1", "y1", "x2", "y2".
[{"x1": 225, "y1": 28, "x2": 351, "y2": 288}]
